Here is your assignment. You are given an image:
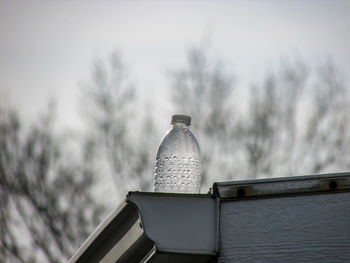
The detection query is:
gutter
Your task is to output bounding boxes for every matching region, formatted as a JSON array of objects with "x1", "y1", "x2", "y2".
[{"x1": 69, "y1": 192, "x2": 219, "y2": 263}]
